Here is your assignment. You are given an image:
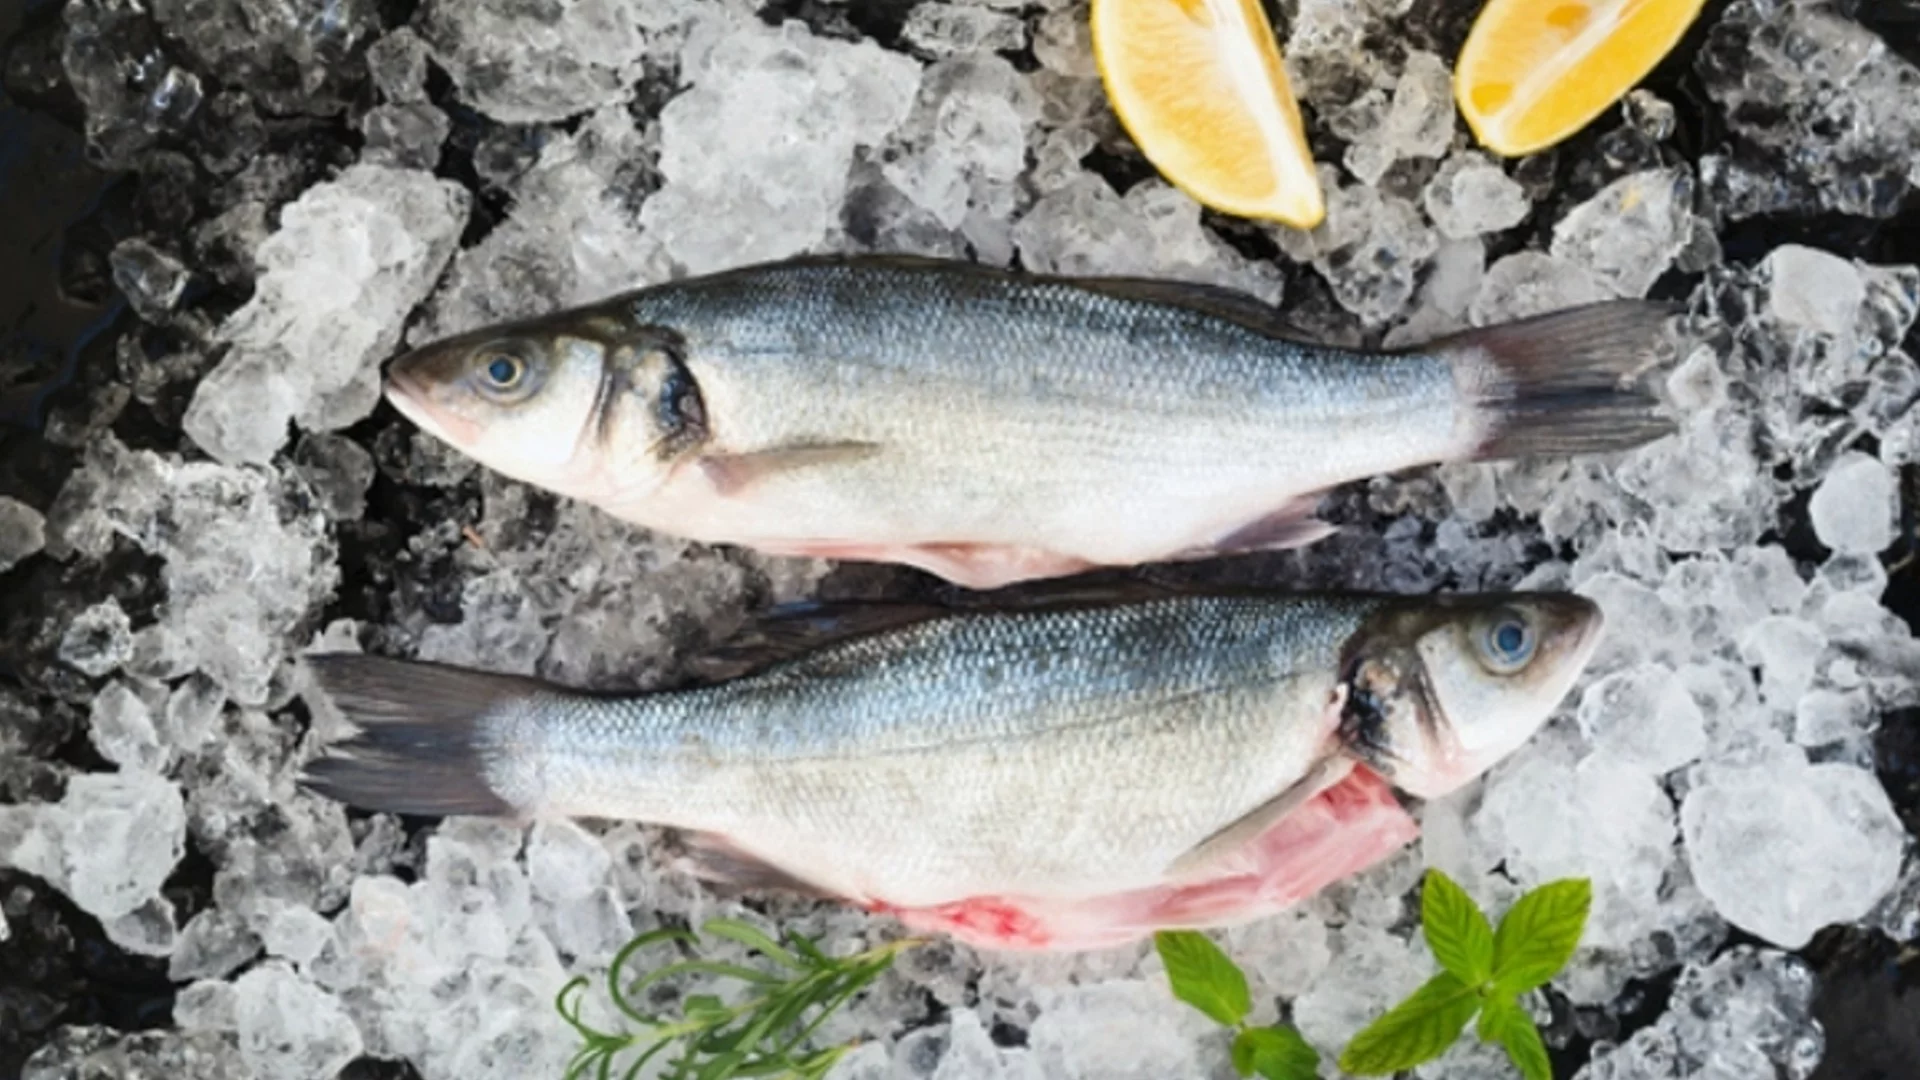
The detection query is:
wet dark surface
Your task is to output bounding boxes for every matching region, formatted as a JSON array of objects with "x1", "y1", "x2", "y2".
[{"x1": 0, "y1": 2, "x2": 1917, "y2": 1079}]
